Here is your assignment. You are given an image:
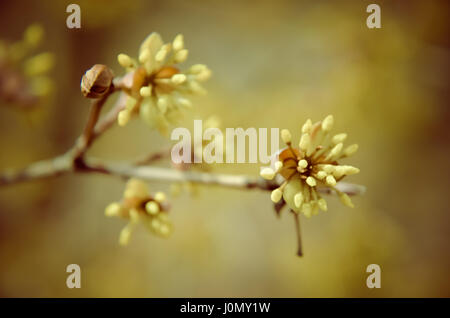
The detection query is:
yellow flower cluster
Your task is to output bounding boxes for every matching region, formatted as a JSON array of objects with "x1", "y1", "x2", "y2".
[
  {"x1": 116, "y1": 32, "x2": 211, "y2": 134},
  {"x1": 104, "y1": 178, "x2": 172, "y2": 245},
  {"x1": 260, "y1": 115, "x2": 360, "y2": 217},
  {"x1": 0, "y1": 24, "x2": 54, "y2": 108}
]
